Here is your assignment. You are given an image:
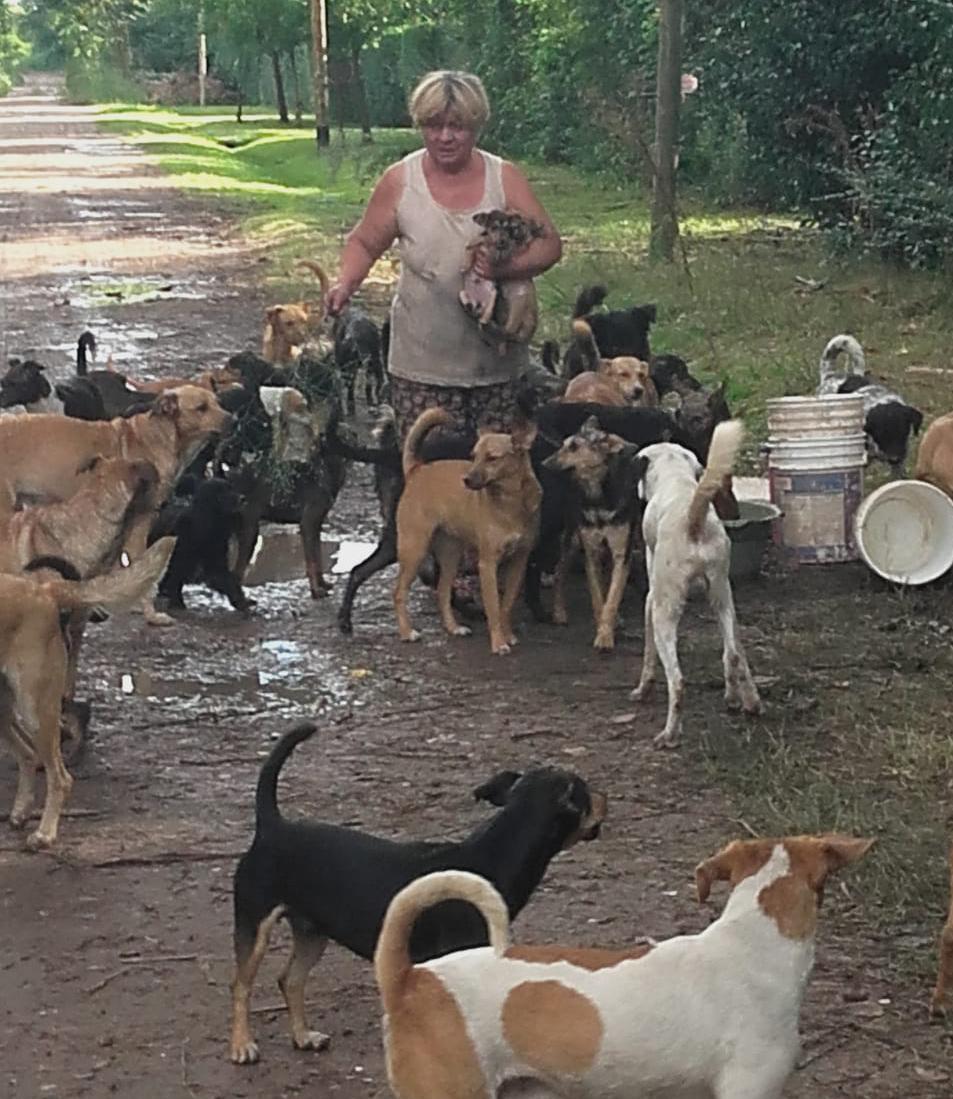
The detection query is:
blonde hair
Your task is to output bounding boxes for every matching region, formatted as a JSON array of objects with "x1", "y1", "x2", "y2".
[{"x1": 408, "y1": 70, "x2": 490, "y2": 132}]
